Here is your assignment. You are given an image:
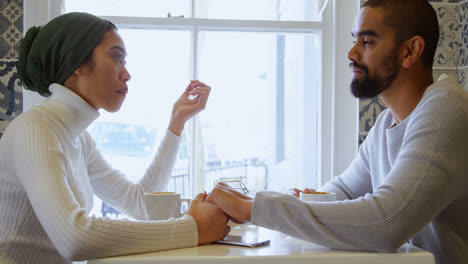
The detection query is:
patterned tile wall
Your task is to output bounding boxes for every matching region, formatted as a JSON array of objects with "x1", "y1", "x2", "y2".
[
  {"x1": 358, "y1": 0, "x2": 468, "y2": 144},
  {"x1": 459, "y1": 0, "x2": 468, "y2": 89},
  {"x1": 0, "y1": 0, "x2": 23, "y2": 138}
]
